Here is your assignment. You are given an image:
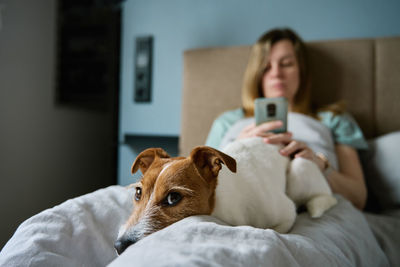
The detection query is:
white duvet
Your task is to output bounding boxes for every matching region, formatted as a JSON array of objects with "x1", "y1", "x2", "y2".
[
  {"x1": 1, "y1": 184, "x2": 399, "y2": 267},
  {"x1": 1, "y1": 113, "x2": 400, "y2": 266},
  {"x1": 0, "y1": 186, "x2": 132, "y2": 266}
]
